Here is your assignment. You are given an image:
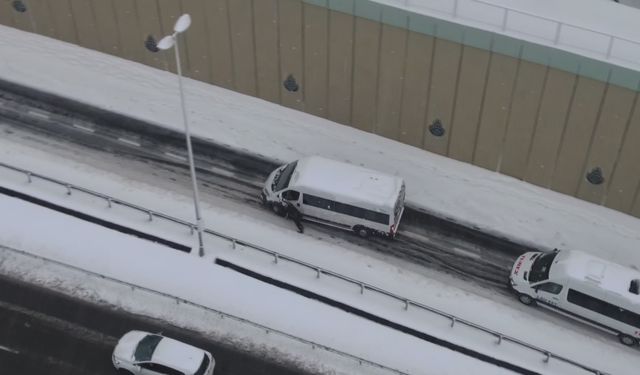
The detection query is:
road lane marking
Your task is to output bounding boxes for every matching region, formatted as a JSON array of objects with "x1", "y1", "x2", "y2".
[
  {"x1": 72, "y1": 123, "x2": 95, "y2": 133},
  {"x1": 452, "y1": 247, "x2": 481, "y2": 260},
  {"x1": 27, "y1": 110, "x2": 50, "y2": 120},
  {"x1": 0, "y1": 345, "x2": 19, "y2": 354},
  {"x1": 117, "y1": 137, "x2": 141, "y2": 147},
  {"x1": 164, "y1": 152, "x2": 187, "y2": 161},
  {"x1": 210, "y1": 165, "x2": 234, "y2": 177}
]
